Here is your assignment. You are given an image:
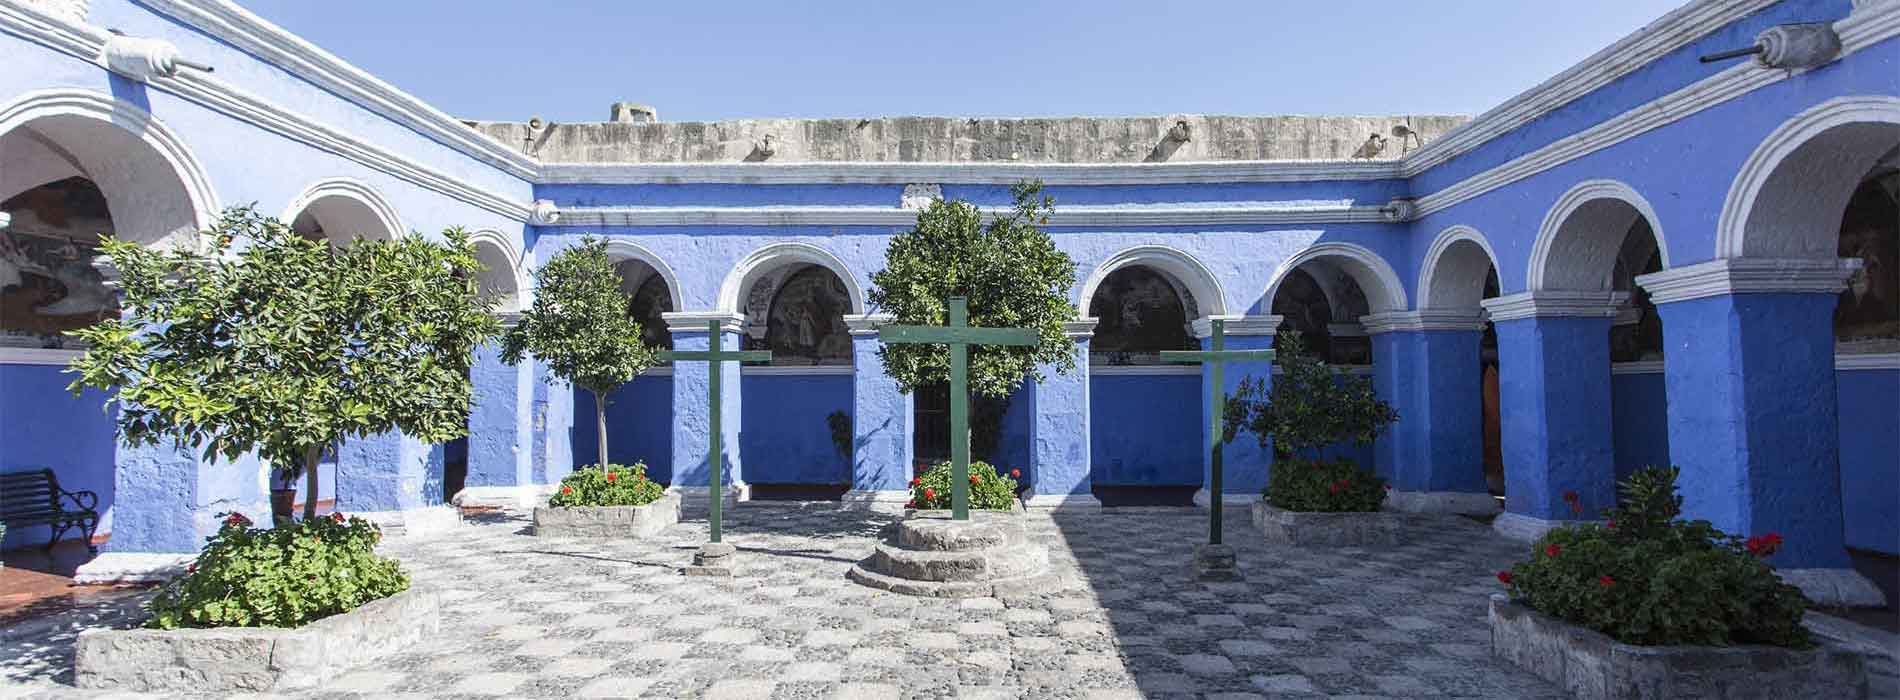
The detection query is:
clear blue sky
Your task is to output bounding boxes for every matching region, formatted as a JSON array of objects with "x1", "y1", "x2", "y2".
[{"x1": 238, "y1": 0, "x2": 1685, "y2": 124}]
